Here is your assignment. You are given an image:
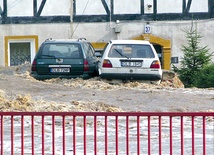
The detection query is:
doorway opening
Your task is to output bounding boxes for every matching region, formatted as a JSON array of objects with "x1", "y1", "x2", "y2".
[
  {"x1": 153, "y1": 44, "x2": 163, "y2": 67},
  {"x1": 9, "y1": 42, "x2": 31, "y2": 66}
]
